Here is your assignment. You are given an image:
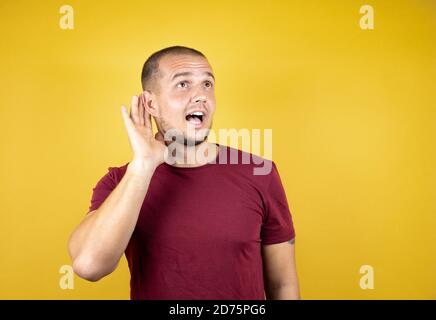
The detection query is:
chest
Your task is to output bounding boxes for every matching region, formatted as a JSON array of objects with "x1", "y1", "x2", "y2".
[{"x1": 135, "y1": 172, "x2": 265, "y2": 248}]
